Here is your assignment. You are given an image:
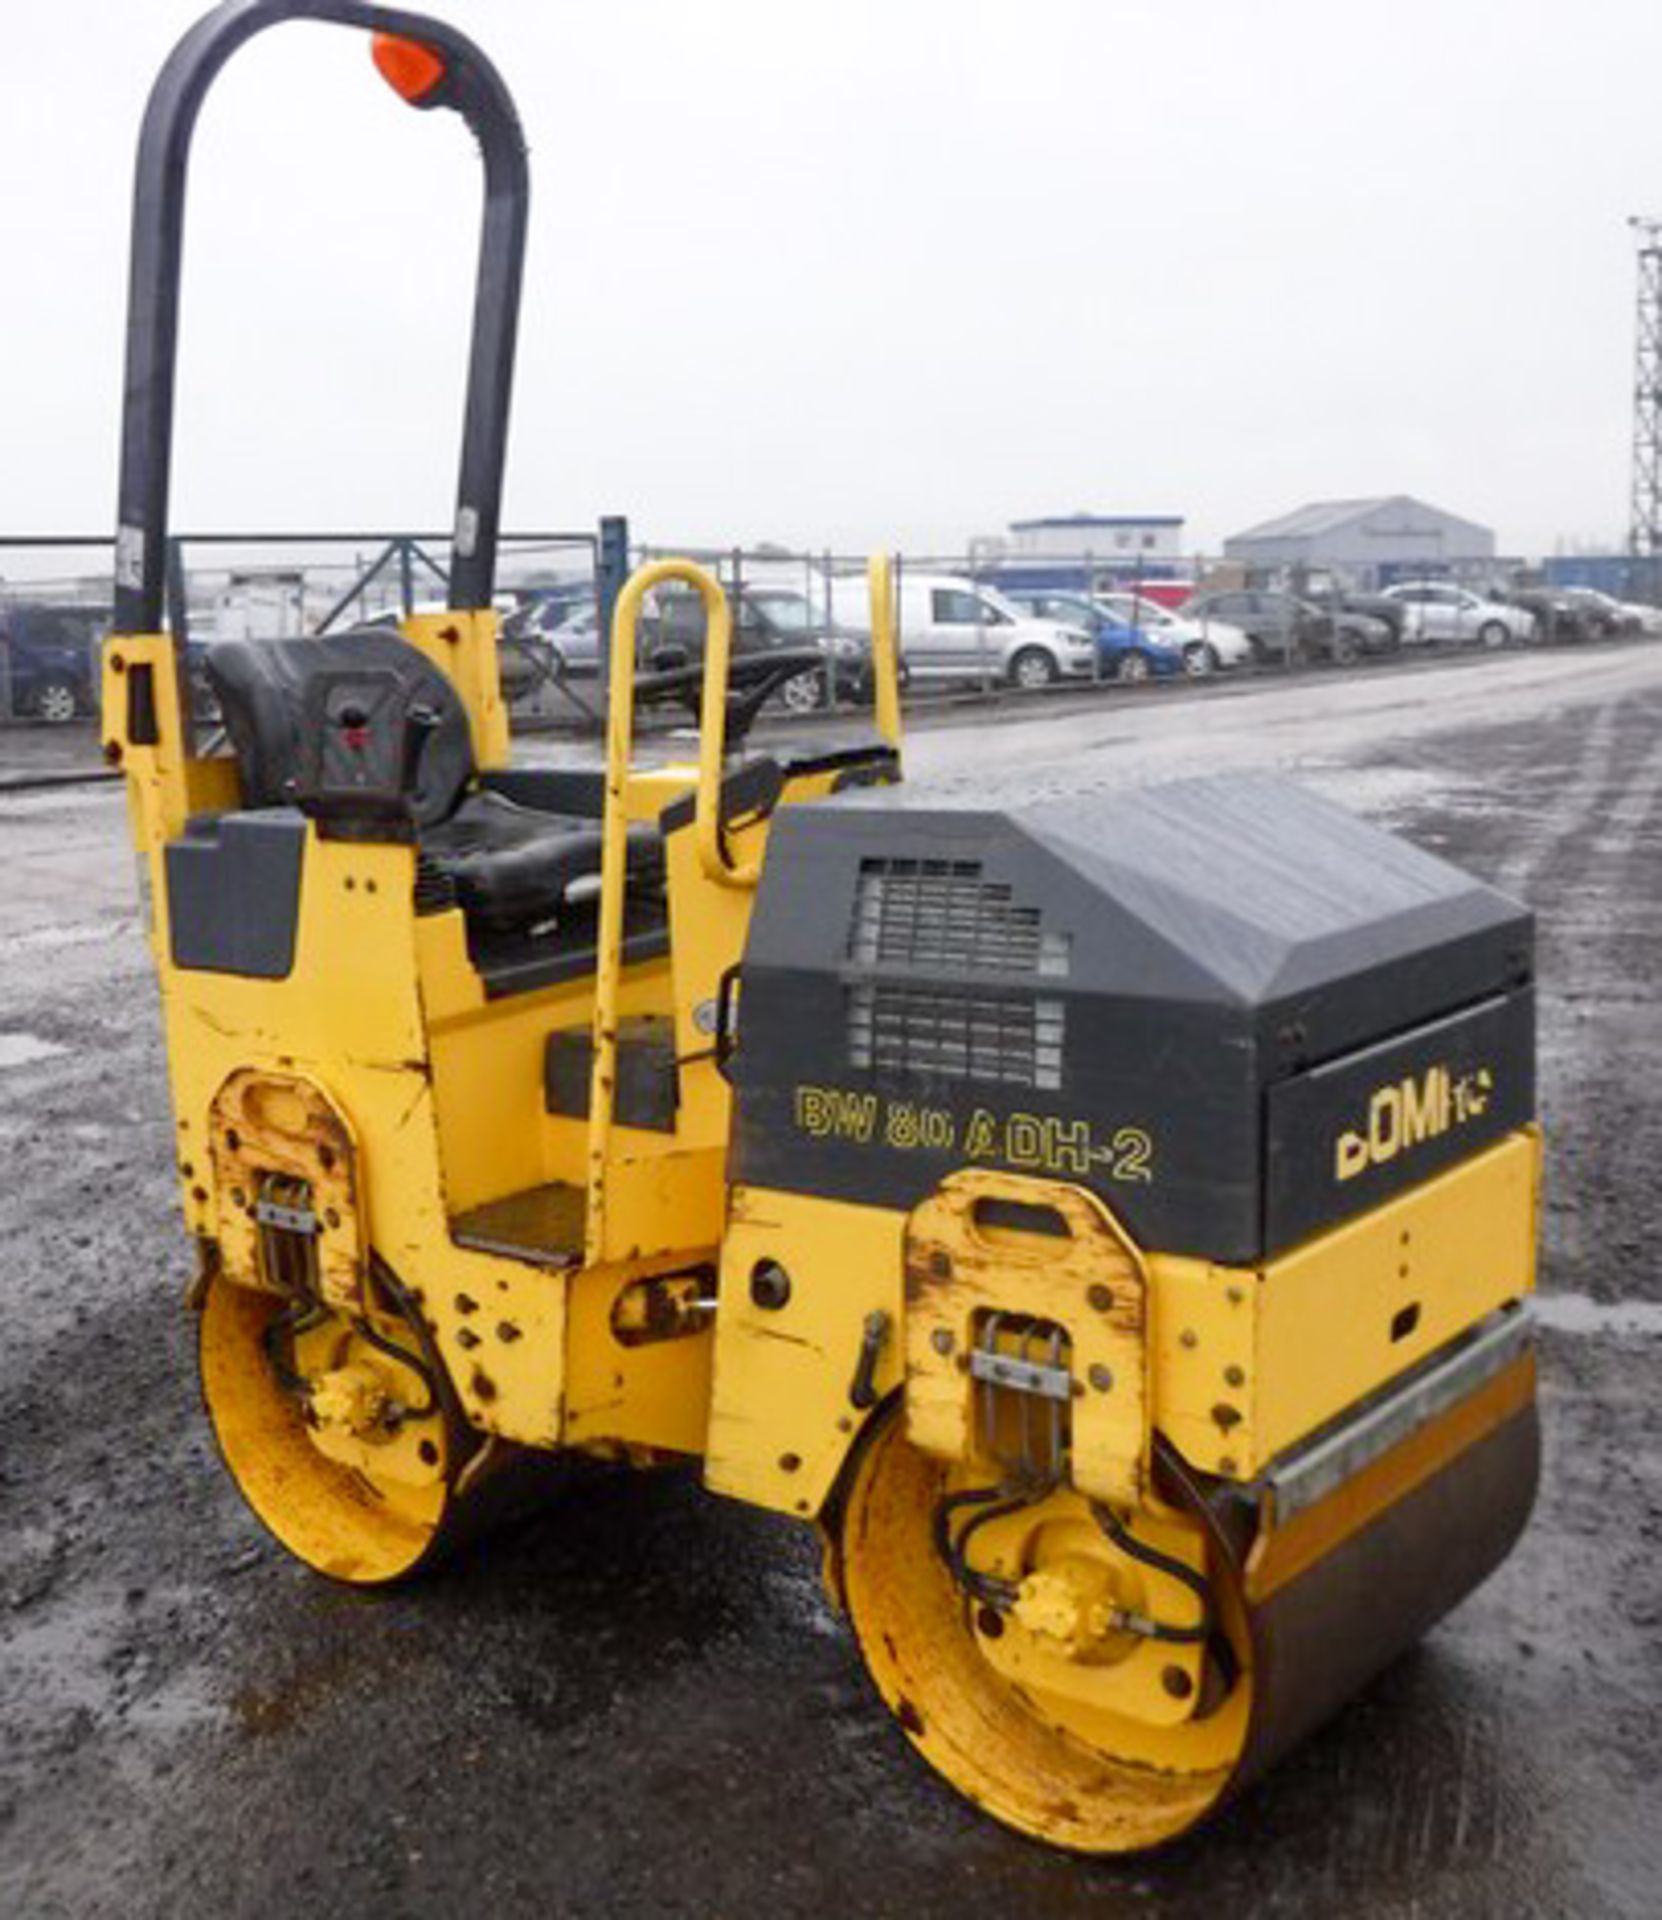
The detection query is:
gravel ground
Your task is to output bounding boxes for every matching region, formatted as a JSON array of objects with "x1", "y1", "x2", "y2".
[{"x1": 2, "y1": 644, "x2": 1660, "y2": 1918}]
